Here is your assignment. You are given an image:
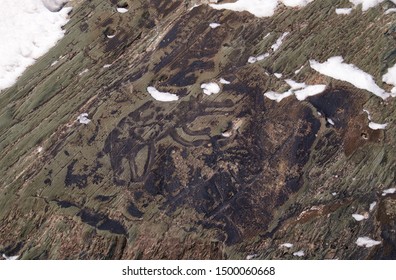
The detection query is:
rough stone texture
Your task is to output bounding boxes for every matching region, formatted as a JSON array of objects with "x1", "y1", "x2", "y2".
[{"x1": 0, "y1": 0, "x2": 396, "y2": 259}]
